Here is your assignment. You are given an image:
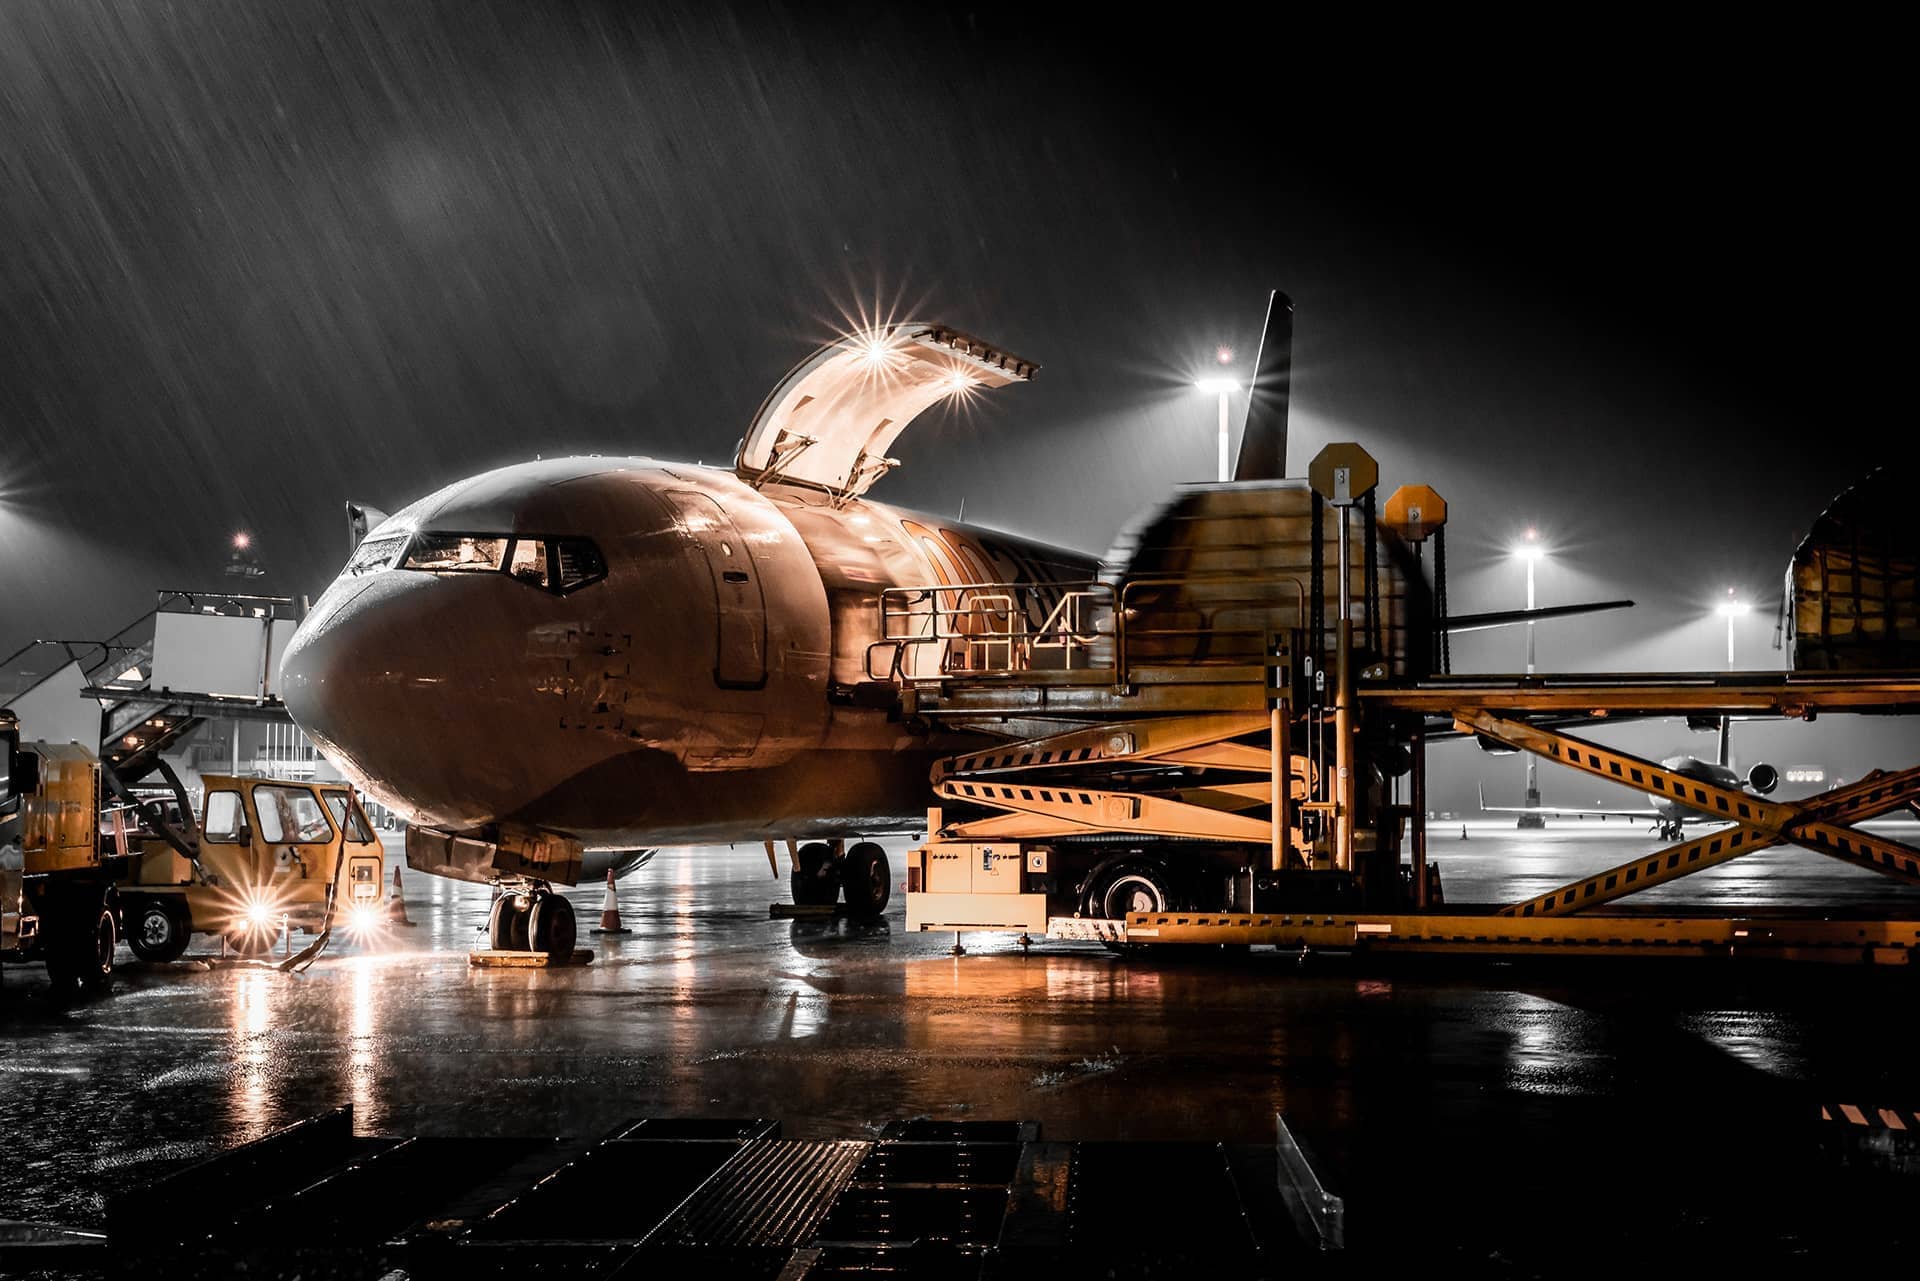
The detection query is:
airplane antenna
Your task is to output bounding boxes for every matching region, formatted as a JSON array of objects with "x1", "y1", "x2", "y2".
[
  {"x1": 957, "y1": 497, "x2": 966, "y2": 522},
  {"x1": 1718, "y1": 715, "x2": 1731, "y2": 769}
]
